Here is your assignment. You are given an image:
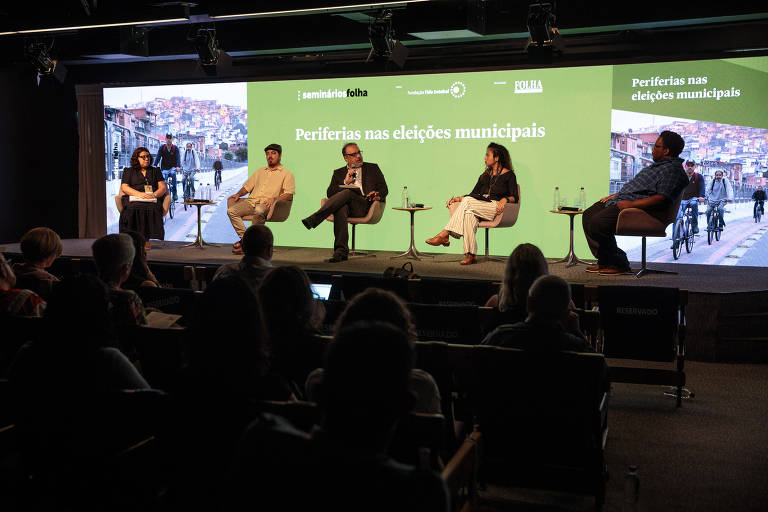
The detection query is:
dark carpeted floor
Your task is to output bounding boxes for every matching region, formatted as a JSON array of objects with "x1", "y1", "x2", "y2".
[{"x1": 482, "y1": 360, "x2": 768, "y2": 511}]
